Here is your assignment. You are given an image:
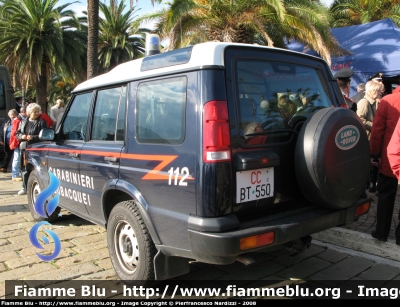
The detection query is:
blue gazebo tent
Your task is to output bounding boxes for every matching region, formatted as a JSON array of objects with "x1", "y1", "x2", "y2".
[{"x1": 288, "y1": 18, "x2": 400, "y2": 96}]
